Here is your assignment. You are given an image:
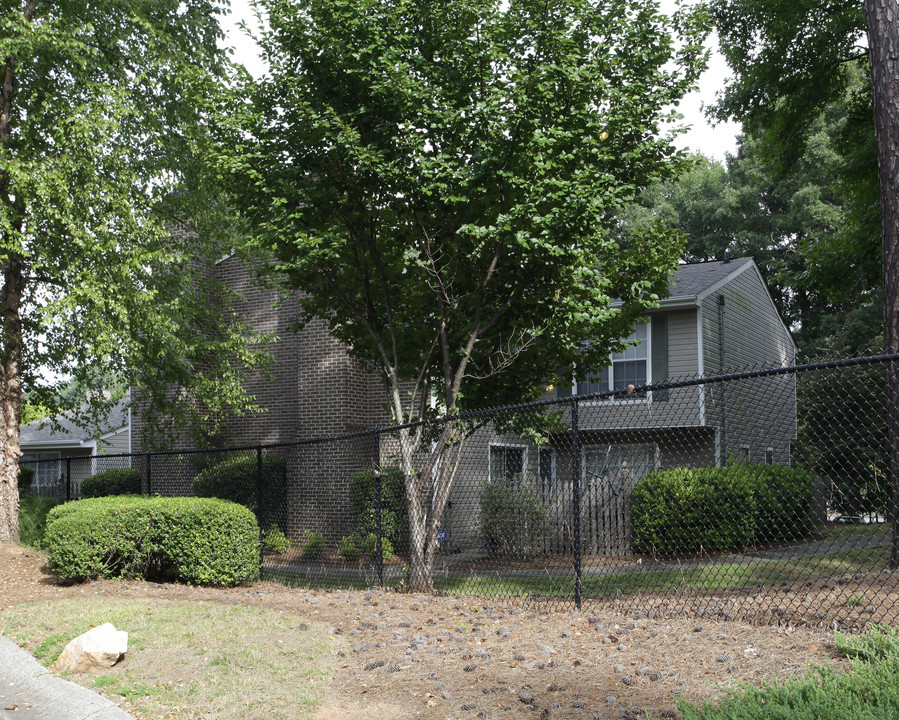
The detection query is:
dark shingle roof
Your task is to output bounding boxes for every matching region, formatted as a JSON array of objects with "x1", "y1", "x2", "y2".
[
  {"x1": 665, "y1": 257, "x2": 754, "y2": 301},
  {"x1": 19, "y1": 399, "x2": 129, "y2": 446}
]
